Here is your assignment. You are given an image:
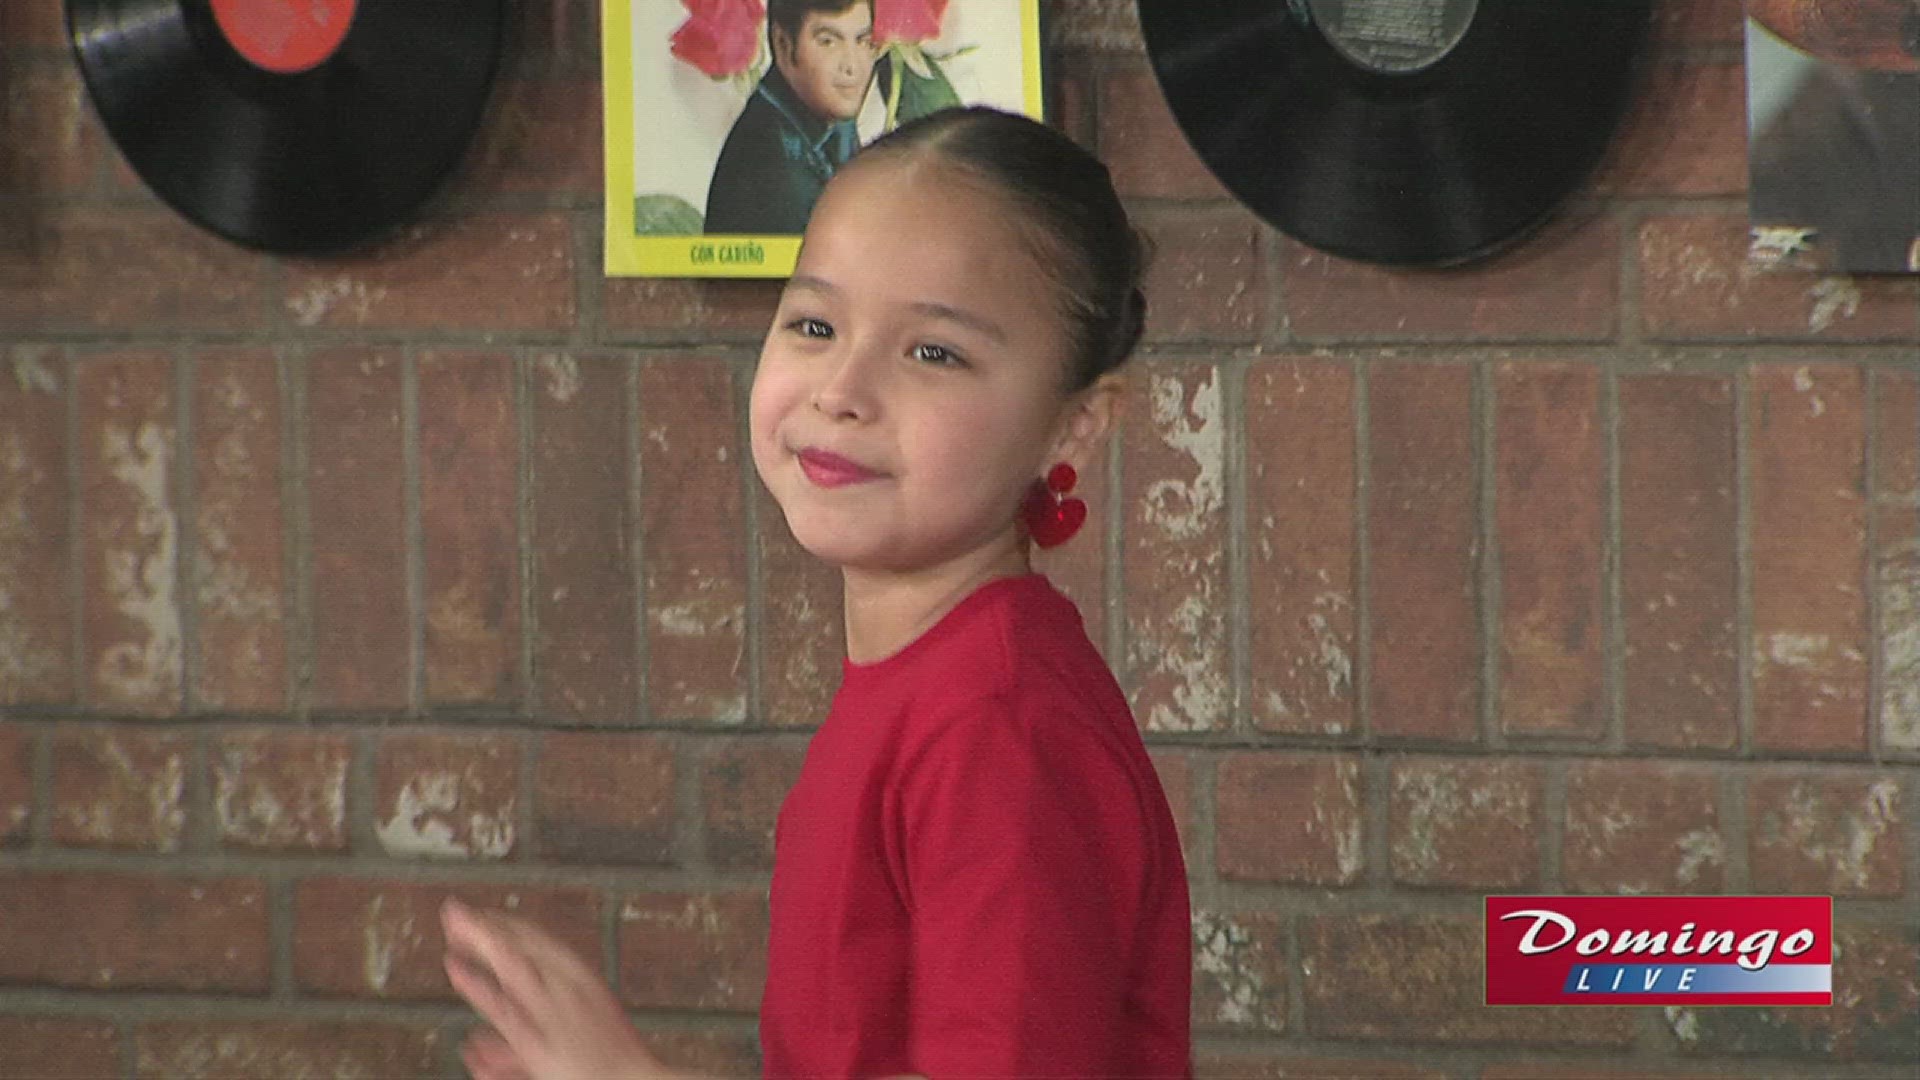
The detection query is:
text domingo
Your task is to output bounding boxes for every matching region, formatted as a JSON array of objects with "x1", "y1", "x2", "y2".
[
  {"x1": 1498, "y1": 909, "x2": 1817, "y2": 971},
  {"x1": 689, "y1": 241, "x2": 766, "y2": 266}
]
